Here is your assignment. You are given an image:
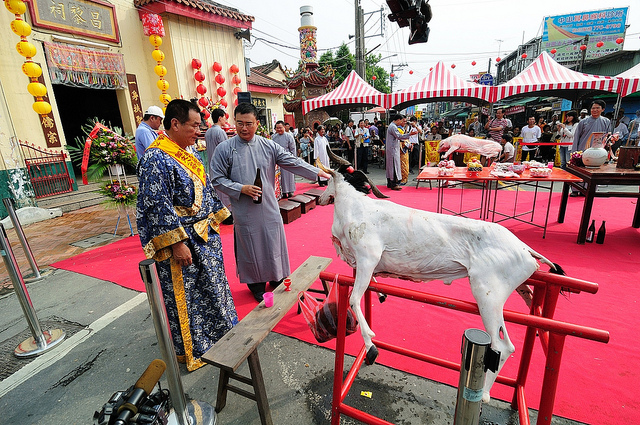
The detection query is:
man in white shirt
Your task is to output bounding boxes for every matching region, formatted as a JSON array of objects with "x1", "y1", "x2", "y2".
[
  {"x1": 520, "y1": 116, "x2": 541, "y2": 160},
  {"x1": 408, "y1": 116, "x2": 422, "y2": 173},
  {"x1": 343, "y1": 119, "x2": 355, "y2": 163}
]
